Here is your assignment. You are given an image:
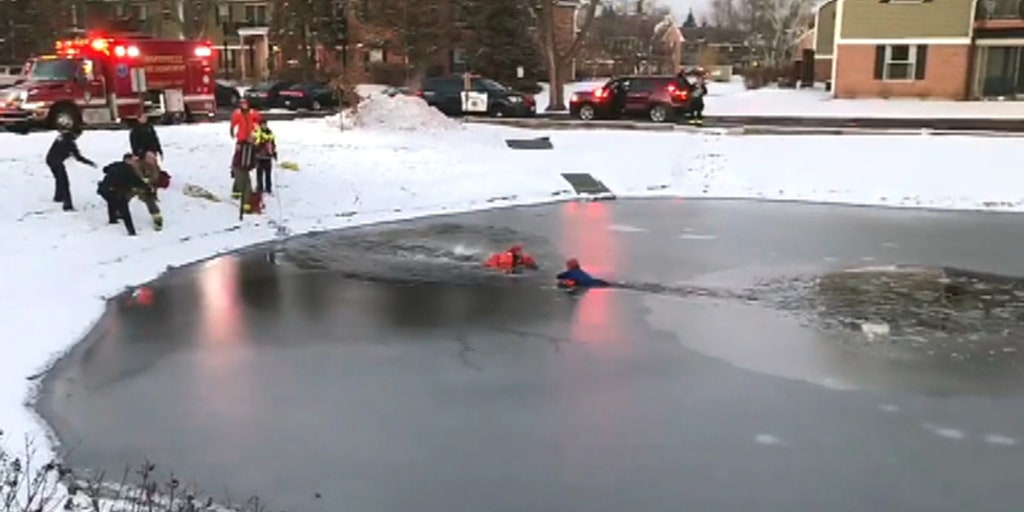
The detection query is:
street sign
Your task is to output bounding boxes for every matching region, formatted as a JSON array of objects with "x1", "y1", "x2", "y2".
[{"x1": 130, "y1": 68, "x2": 147, "y2": 93}]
